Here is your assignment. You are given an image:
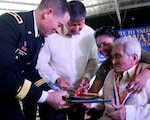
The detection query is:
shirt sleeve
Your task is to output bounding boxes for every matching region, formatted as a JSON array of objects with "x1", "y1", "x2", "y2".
[
  {"x1": 83, "y1": 38, "x2": 99, "y2": 80},
  {"x1": 36, "y1": 39, "x2": 60, "y2": 84},
  {"x1": 38, "y1": 91, "x2": 48, "y2": 103},
  {"x1": 125, "y1": 77, "x2": 150, "y2": 120},
  {"x1": 126, "y1": 104, "x2": 150, "y2": 120},
  {"x1": 95, "y1": 59, "x2": 113, "y2": 82},
  {"x1": 95, "y1": 63, "x2": 106, "y2": 81},
  {"x1": 140, "y1": 49, "x2": 150, "y2": 63}
]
